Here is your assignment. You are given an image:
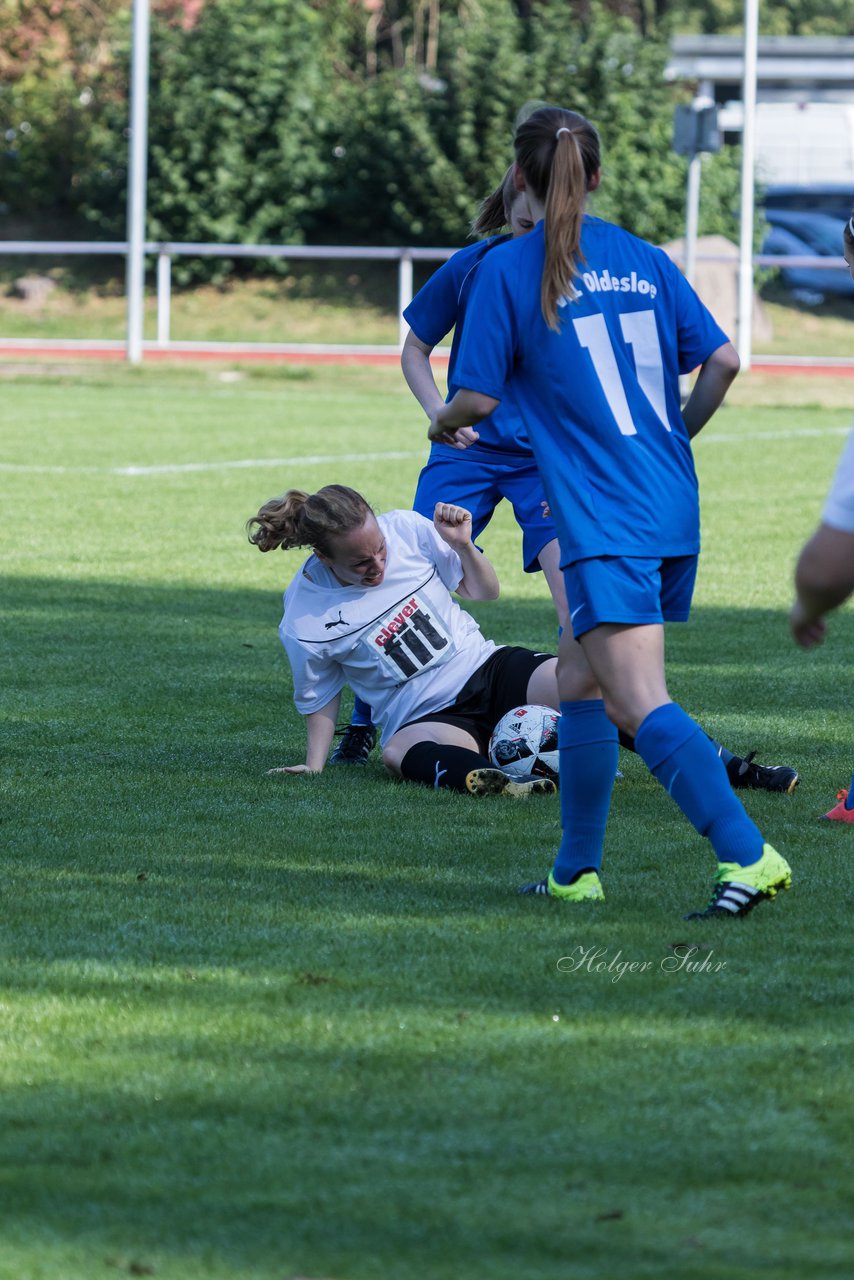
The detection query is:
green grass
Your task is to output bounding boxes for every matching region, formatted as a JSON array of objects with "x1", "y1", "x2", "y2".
[
  {"x1": 2, "y1": 362, "x2": 854, "y2": 1279},
  {"x1": 0, "y1": 265, "x2": 427, "y2": 345}
]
